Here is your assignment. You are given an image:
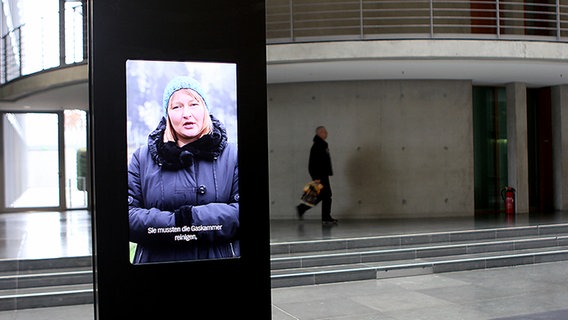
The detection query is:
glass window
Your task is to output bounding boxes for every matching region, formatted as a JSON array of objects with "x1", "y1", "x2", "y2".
[
  {"x1": 3, "y1": 113, "x2": 60, "y2": 208},
  {"x1": 64, "y1": 109, "x2": 88, "y2": 209}
]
